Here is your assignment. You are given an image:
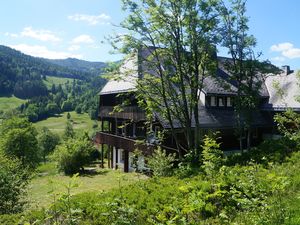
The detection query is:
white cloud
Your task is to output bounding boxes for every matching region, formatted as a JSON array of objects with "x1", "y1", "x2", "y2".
[
  {"x1": 68, "y1": 45, "x2": 81, "y2": 51},
  {"x1": 5, "y1": 32, "x2": 19, "y2": 38},
  {"x1": 68, "y1": 13, "x2": 110, "y2": 25},
  {"x1": 271, "y1": 56, "x2": 286, "y2": 62},
  {"x1": 270, "y1": 42, "x2": 300, "y2": 59},
  {"x1": 71, "y1": 34, "x2": 94, "y2": 44},
  {"x1": 20, "y1": 27, "x2": 61, "y2": 42},
  {"x1": 9, "y1": 44, "x2": 82, "y2": 59},
  {"x1": 270, "y1": 42, "x2": 293, "y2": 52}
]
